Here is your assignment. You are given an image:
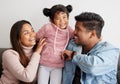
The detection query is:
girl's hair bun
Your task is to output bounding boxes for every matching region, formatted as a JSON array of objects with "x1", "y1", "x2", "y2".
[
  {"x1": 43, "y1": 8, "x2": 51, "y2": 17},
  {"x1": 66, "y1": 5, "x2": 72, "y2": 13}
]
